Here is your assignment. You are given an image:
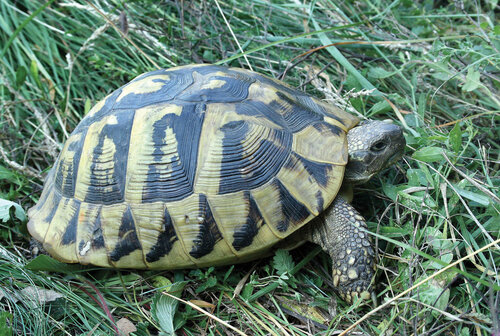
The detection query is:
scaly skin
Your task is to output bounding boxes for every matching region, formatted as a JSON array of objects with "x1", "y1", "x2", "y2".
[{"x1": 306, "y1": 198, "x2": 375, "y2": 302}]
